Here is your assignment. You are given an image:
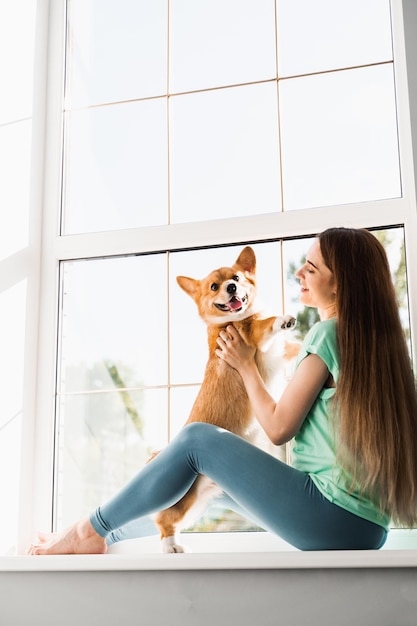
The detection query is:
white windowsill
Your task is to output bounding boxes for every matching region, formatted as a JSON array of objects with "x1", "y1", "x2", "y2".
[{"x1": 2, "y1": 529, "x2": 417, "y2": 572}]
